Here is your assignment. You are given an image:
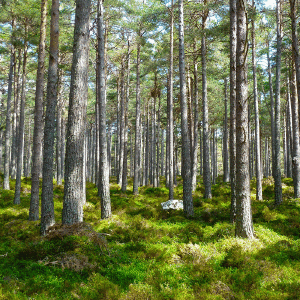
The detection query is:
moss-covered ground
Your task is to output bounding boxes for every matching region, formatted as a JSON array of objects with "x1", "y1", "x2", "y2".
[{"x1": 0, "y1": 175, "x2": 300, "y2": 299}]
